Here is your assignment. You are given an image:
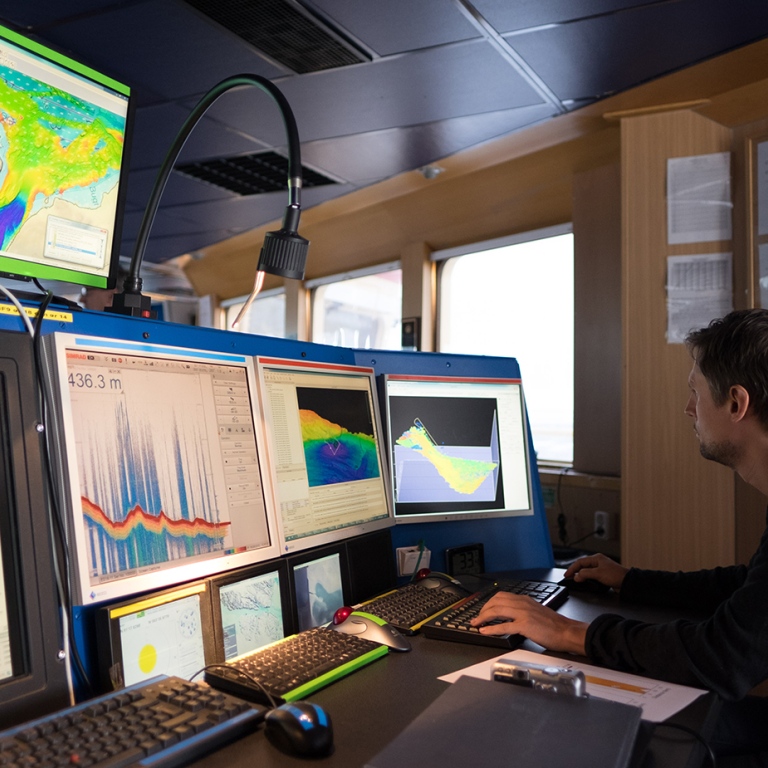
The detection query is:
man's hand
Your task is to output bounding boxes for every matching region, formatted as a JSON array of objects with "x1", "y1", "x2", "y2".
[
  {"x1": 563, "y1": 553, "x2": 628, "y2": 591},
  {"x1": 469, "y1": 593, "x2": 588, "y2": 655}
]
